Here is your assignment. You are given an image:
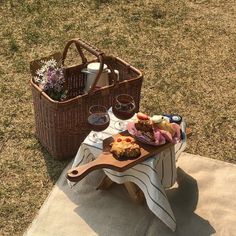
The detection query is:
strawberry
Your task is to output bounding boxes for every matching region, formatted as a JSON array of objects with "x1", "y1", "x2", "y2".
[
  {"x1": 137, "y1": 112, "x2": 149, "y2": 120},
  {"x1": 125, "y1": 138, "x2": 132, "y2": 142}
]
